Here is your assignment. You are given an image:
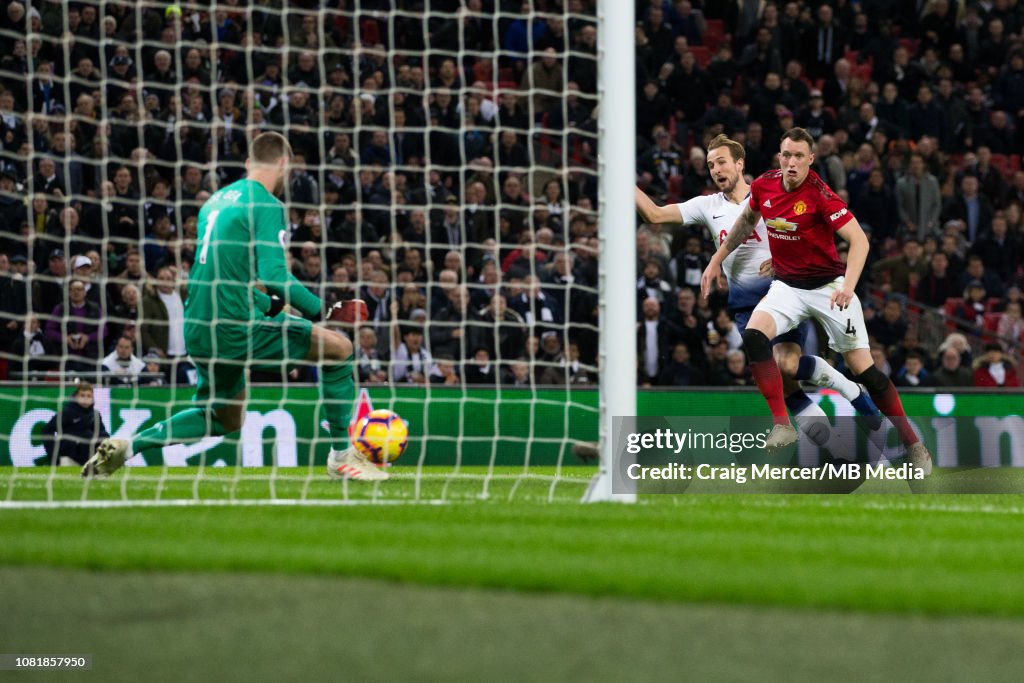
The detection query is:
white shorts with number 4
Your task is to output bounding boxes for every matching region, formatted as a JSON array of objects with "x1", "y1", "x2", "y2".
[{"x1": 752, "y1": 277, "x2": 869, "y2": 353}]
